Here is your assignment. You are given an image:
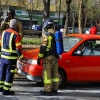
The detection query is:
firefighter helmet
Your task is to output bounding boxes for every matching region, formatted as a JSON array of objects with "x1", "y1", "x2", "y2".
[
  {"x1": 42, "y1": 18, "x2": 55, "y2": 30},
  {"x1": 7, "y1": 8, "x2": 15, "y2": 18}
]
